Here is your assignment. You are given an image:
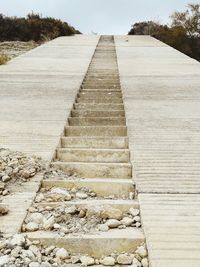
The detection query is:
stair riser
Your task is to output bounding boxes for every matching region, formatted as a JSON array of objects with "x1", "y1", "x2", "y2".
[
  {"x1": 52, "y1": 162, "x2": 132, "y2": 179},
  {"x1": 27, "y1": 233, "x2": 144, "y2": 258},
  {"x1": 74, "y1": 103, "x2": 124, "y2": 110},
  {"x1": 78, "y1": 92, "x2": 122, "y2": 98},
  {"x1": 76, "y1": 98, "x2": 123, "y2": 104},
  {"x1": 65, "y1": 126, "x2": 127, "y2": 137},
  {"x1": 61, "y1": 137, "x2": 128, "y2": 149},
  {"x1": 71, "y1": 110, "x2": 125, "y2": 117},
  {"x1": 68, "y1": 117, "x2": 126, "y2": 126},
  {"x1": 57, "y1": 149, "x2": 130, "y2": 163},
  {"x1": 42, "y1": 179, "x2": 134, "y2": 198}
]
